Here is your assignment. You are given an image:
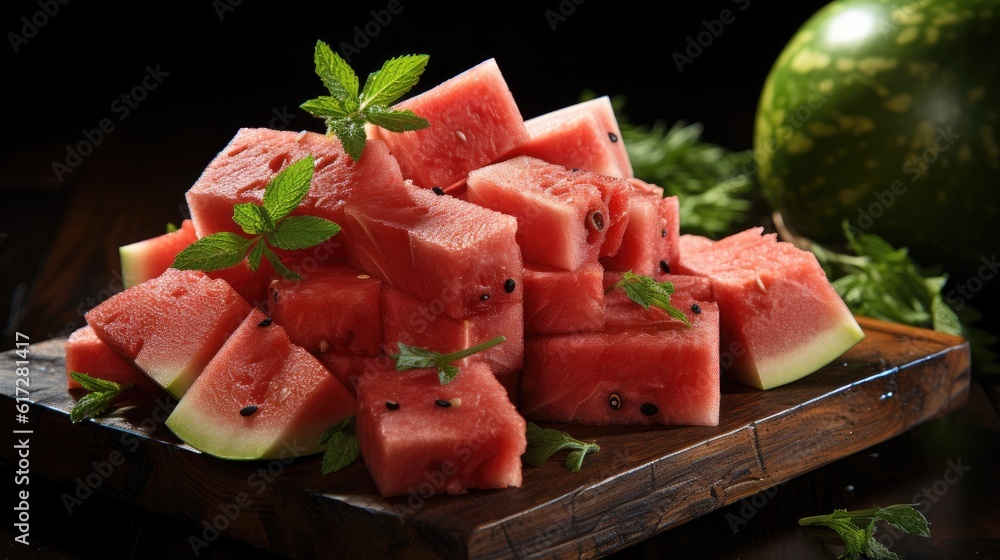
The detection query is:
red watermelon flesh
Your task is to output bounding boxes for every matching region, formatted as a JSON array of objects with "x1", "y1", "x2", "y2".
[
  {"x1": 510, "y1": 96, "x2": 633, "y2": 178},
  {"x1": 372, "y1": 58, "x2": 530, "y2": 189},
  {"x1": 600, "y1": 181, "x2": 680, "y2": 277},
  {"x1": 603, "y1": 272, "x2": 714, "y2": 331},
  {"x1": 165, "y1": 308, "x2": 356, "y2": 460},
  {"x1": 522, "y1": 261, "x2": 605, "y2": 336},
  {"x1": 381, "y1": 285, "x2": 524, "y2": 387},
  {"x1": 185, "y1": 128, "x2": 404, "y2": 244},
  {"x1": 316, "y1": 352, "x2": 395, "y2": 397},
  {"x1": 86, "y1": 269, "x2": 251, "y2": 398},
  {"x1": 520, "y1": 302, "x2": 720, "y2": 426},
  {"x1": 119, "y1": 220, "x2": 197, "y2": 289},
  {"x1": 65, "y1": 326, "x2": 157, "y2": 393},
  {"x1": 678, "y1": 233, "x2": 715, "y2": 263},
  {"x1": 355, "y1": 362, "x2": 526, "y2": 498},
  {"x1": 466, "y1": 156, "x2": 631, "y2": 270},
  {"x1": 342, "y1": 181, "x2": 522, "y2": 320},
  {"x1": 675, "y1": 227, "x2": 865, "y2": 390},
  {"x1": 268, "y1": 264, "x2": 383, "y2": 355}
]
